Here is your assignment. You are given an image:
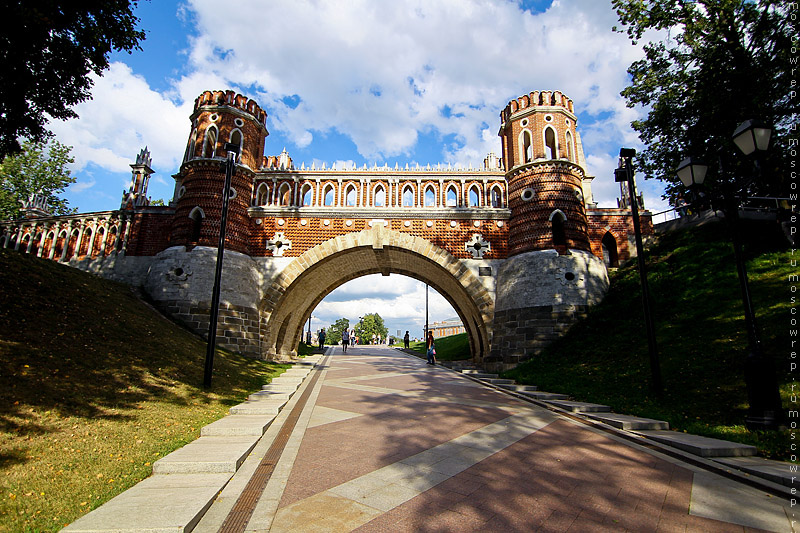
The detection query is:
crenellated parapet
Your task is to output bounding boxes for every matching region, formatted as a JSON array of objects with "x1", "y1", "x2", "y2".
[
  {"x1": 500, "y1": 90, "x2": 574, "y2": 123},
  {"x1": 193, "y1": 90, "x2": 268, "y2": 129}
]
